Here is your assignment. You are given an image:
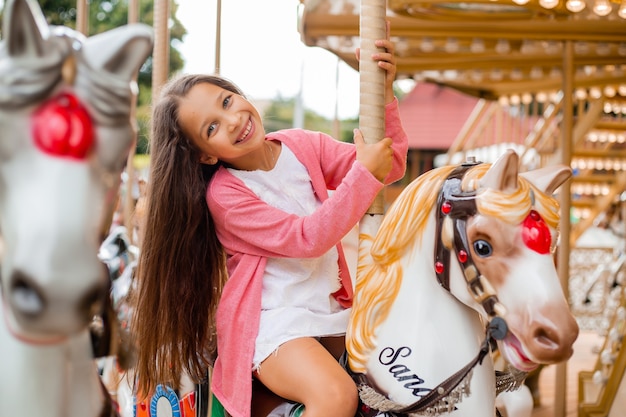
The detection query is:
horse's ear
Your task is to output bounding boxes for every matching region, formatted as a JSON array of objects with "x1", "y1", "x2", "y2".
[
  {"x1": 2, "y1": 0, "x2": 49, "y2": 57},
  {"x1": 81, "y1": 24, "x2": 154, "y2": 83},
  {"x1": 480, "y1": 149, "x2": 519, "y2": 193},
  {"x1": 520, "y1": 165, "x2": 572, "y2": 195}
]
